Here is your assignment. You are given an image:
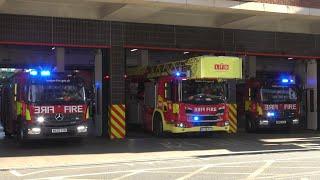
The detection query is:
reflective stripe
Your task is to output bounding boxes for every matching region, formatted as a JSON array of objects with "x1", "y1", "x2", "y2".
[
  {"x1": 26, "y1": 108, "x2": 31, "y2": 121},
  {"x1": 173, "y1": 103, "x2": 179, "y2": 114},
  {"x1": 86, "y1": 107, "x2": 90, "y2": 120},
  {"x1": 16, "y1": 102, "x2": 22, "y2": 115}
]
